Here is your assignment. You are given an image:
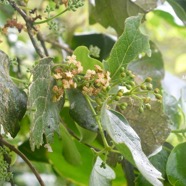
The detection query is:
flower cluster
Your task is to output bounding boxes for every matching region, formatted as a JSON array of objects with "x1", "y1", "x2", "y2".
[
  {"x1": 52, "y1": 55, "x2": 83, "y2": 102},
  {"x1": 82, "y1": 65, "x2": 111, "y2": 96},
  {"x1": 52, "y1": 55, "x2": 111, "y2": 102}
]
